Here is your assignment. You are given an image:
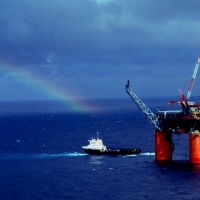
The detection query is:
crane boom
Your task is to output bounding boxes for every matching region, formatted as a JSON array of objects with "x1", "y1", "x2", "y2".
[
  {"x1": 125, "y1": 81, "x2": 161, "y2": 131},
  {"x1": 186, "y1": 55, "x2": 200, "y2": 100}
]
